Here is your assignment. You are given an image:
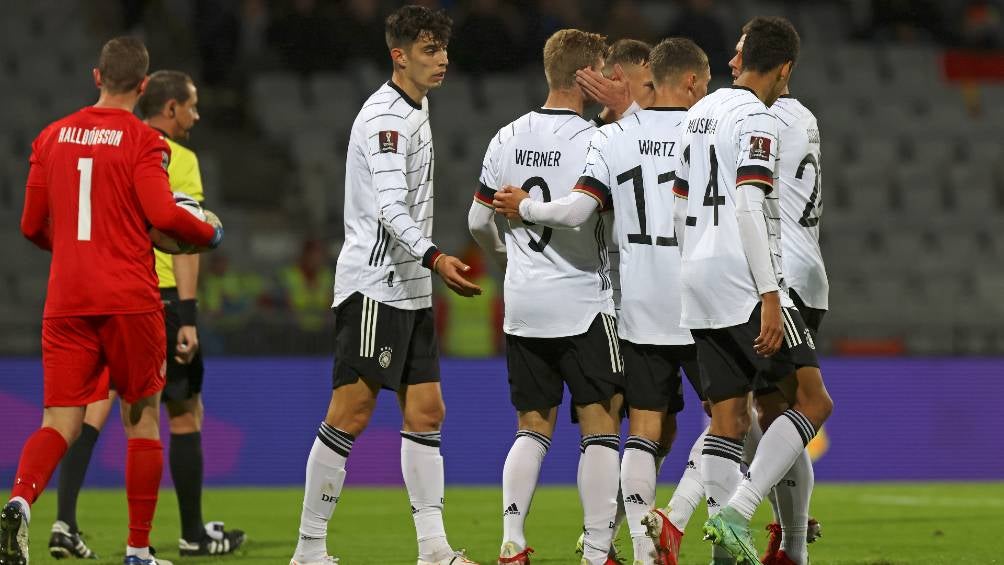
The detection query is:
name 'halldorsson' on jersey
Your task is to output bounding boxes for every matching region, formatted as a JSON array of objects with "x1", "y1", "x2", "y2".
[
  {"x1": 476, "y1": 108, "x2": 614, "y2": 338},
  {"x1": 773, "y1": 95, "x2": 829, "y2": 310},
  {"x1": 675, "y1": 86, "x2": 794, "y2": 329},
  {"x1": 334, "y1": 81, "x2": 437, "y2": 310},
  {"x1": 576, "y1": 108, "x2": 694, "y2": 345}
]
